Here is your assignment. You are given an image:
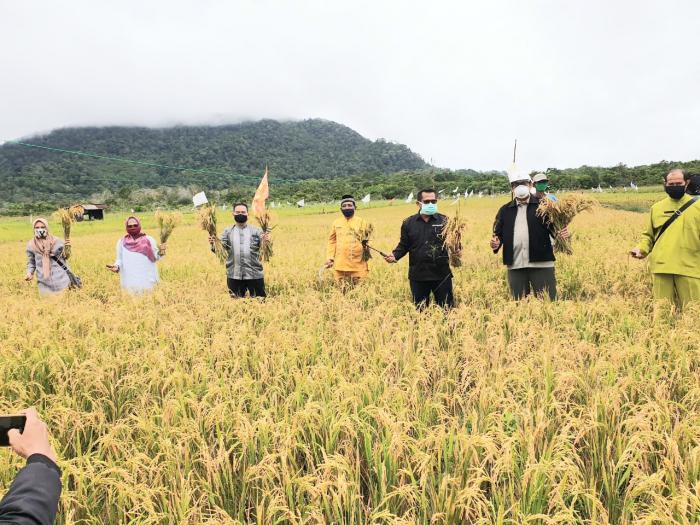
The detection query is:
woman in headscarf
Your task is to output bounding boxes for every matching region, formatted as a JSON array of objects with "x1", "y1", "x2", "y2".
[
  {"x1": 25, "y1": 218, "x2": 72, "y2": 295},
  {"x1": 107, "y1": 216, "x2": 166, "y2": 294}
]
